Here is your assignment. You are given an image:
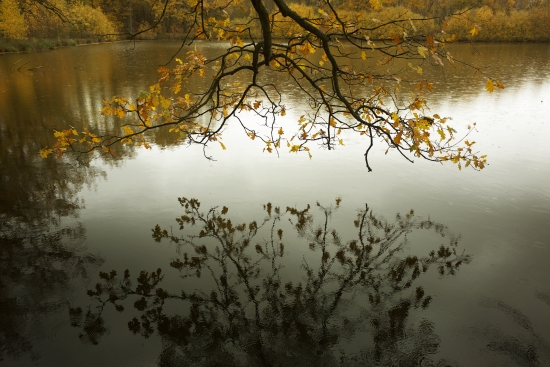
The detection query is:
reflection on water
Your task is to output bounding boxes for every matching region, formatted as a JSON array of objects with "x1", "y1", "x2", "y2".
[
  {"x1": 0, "y1": 42, "x2": 549, "y2": 366},
  {"x1": 0, "y1": 221, "x2": 103, "y2": 362},
  {"x1": 471, "y1": 295, "x2": 550, "y2": 367},
  {"x1": 72, "y1": 197, "x2": 470, "y2": 366}
]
